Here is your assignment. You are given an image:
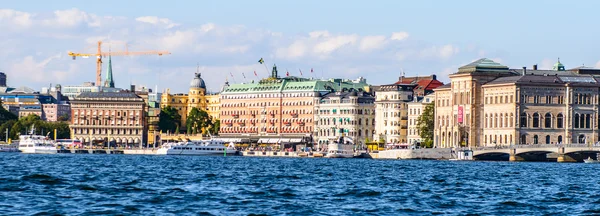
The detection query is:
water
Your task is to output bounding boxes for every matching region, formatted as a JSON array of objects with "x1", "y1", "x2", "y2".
[{"x1": 1, "y1": 154, "x2": 599, "y2": 215}]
